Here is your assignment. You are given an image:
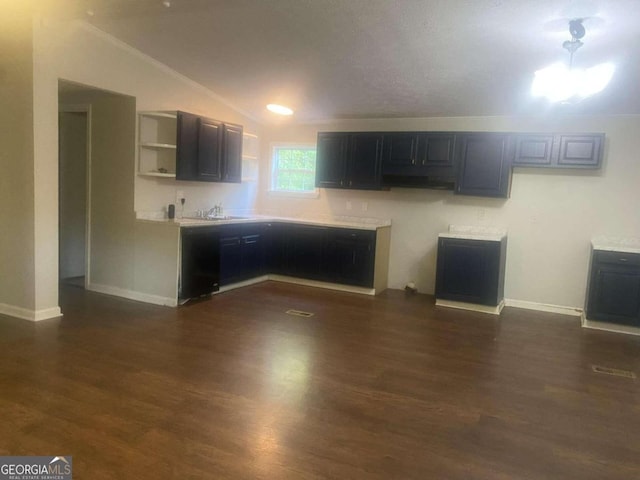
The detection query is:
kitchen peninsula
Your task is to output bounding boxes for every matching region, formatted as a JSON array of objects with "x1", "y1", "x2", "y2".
[{"x1": 135, "y1": 214, "x2": 391, "y2": 306}]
